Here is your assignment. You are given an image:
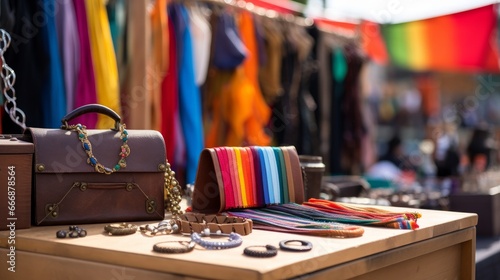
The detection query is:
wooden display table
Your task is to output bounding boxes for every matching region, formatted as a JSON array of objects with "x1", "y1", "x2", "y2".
[{"x1": 0, "y1": 206, "x2": 477, "y2": 280}]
